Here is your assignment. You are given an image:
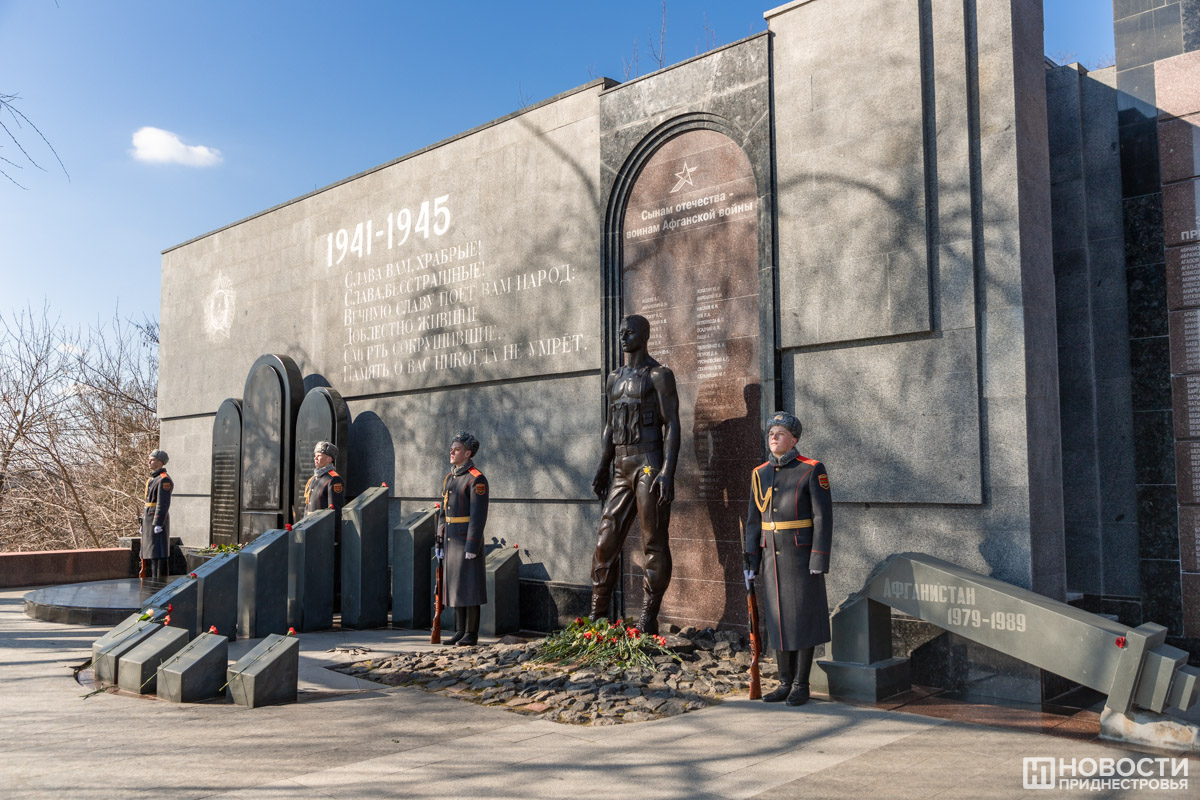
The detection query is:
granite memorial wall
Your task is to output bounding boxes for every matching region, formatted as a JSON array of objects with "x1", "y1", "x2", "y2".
[{"x1": 160, "y1": 0, "x2": 1172, "y2": 689}]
